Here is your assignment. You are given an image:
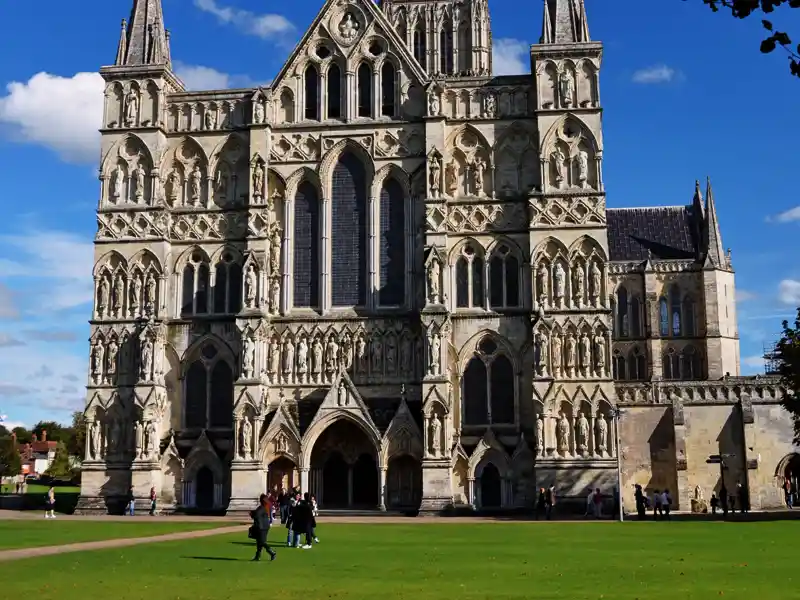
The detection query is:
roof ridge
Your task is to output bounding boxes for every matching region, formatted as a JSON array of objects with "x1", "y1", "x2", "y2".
[{"x1": 608, "y1": 205, "x2": 688, "y2": 211}]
